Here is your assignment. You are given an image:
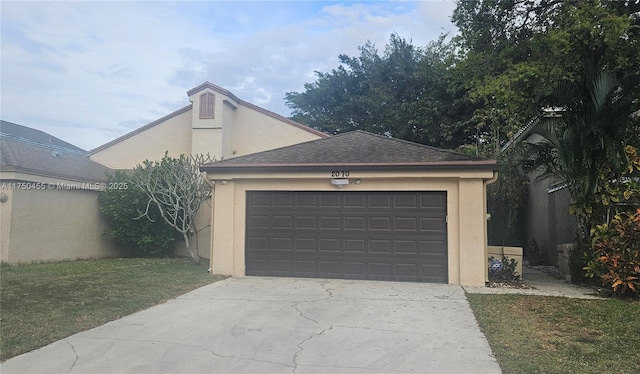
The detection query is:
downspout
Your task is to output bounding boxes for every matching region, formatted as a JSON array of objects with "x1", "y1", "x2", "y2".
[
  {"x1": 203, "y1": 172, "x2": 216, "y2": 274},
  {"x1": 483, "y1": 170, "x2": 499, "y2": 283}
]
